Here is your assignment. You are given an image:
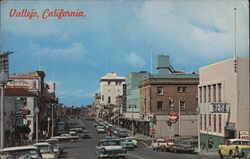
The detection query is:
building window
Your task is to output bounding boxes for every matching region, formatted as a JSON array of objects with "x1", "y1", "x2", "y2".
[
  {"x1": 213, "y1": 84, "x2": 216, "y2": 102},
  {"x1": 209, "y1": 114, "x2": 211, "y2": 126},
  {"x1": 200, "y1": 114, "x2": 202, "y2": 130},
  {"x1": 108, "y1": 96, "x2": 111, "y2": 104},
  {"x1": 108, "y1": 81, "x2": 111, "y2": 85},
  {"x1": 218, "y1": 83, "x2": 222, "y2": 102},
  {"x1": 213, "y1": 114, "x2": 217, "y2": 132},
  {"x1": 177, "y1": 87, "x2": 187, "y2": 93},
  {"x1": 179, "y1": 98, "x2": 185, "y2": 111},
  {"x1": 157, "y1": 101, "x2": 163, "y2": 110},
  {"x1": 208, "y1": 85, "x2": 211, "y2": 102},
  {"x1": 199, "y1": 87, "x2": 202, "y2": 103},
  {"x1": 203, "y1": 86, "x2": 206, "y2": 103},
  {"x1": 204, "y1": 114, "x2": 207, "y2": 131},
  {"x1": 219, "y1": 114, "x2": 222, "y2": 133},
  {"x1": 157, "y1": 87, "x2": 163, "y2": 95}
]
